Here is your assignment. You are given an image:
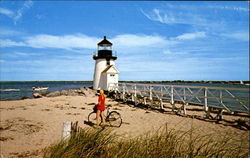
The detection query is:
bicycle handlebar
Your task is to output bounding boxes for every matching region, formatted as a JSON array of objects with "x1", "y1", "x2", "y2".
[{"x1": 107, "y1": 105, "x2": 112, "y2": 108}]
